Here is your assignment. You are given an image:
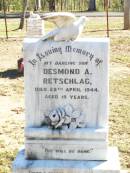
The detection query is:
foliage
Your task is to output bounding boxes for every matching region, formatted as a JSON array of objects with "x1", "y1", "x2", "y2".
[
  {"x1": 96, "y1": 0, "x2": 124, "y2": 11},
  {"x1": 109, "y1": 0, "x2": 124, "y2": 12},
  {"x1": 0, "y1": 0, "x2": 125, "y2": 12},
  {"x1": 2, "y1": 0, "x2": 23, "y2": 11}
]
